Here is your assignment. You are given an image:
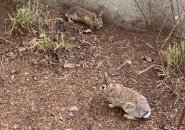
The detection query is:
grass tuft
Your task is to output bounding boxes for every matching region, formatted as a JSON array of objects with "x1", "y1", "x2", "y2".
[
  {"x1": 161, "y1": 41, "x2": 185, "y2": 74},
  {"x1": 9, "y1": 0, "x2": 32, "y2": 33},
  {"x1": 168, "y1": 41, "x2": 185, "y2": 66},
  {"x1": 37, "y1": 33, "x2": 73, "y2": 53}
]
